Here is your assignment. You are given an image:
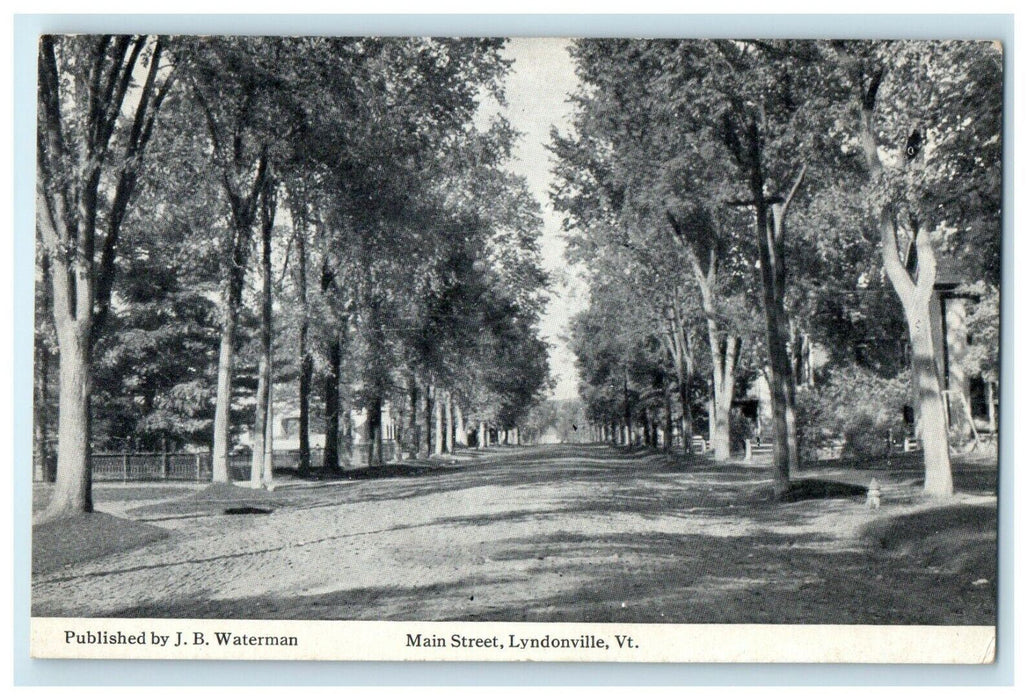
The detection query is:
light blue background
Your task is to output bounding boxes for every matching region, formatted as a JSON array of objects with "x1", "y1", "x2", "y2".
[{"x1": 13, "y1": 13, "x2": 1014, "y2": 686}]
